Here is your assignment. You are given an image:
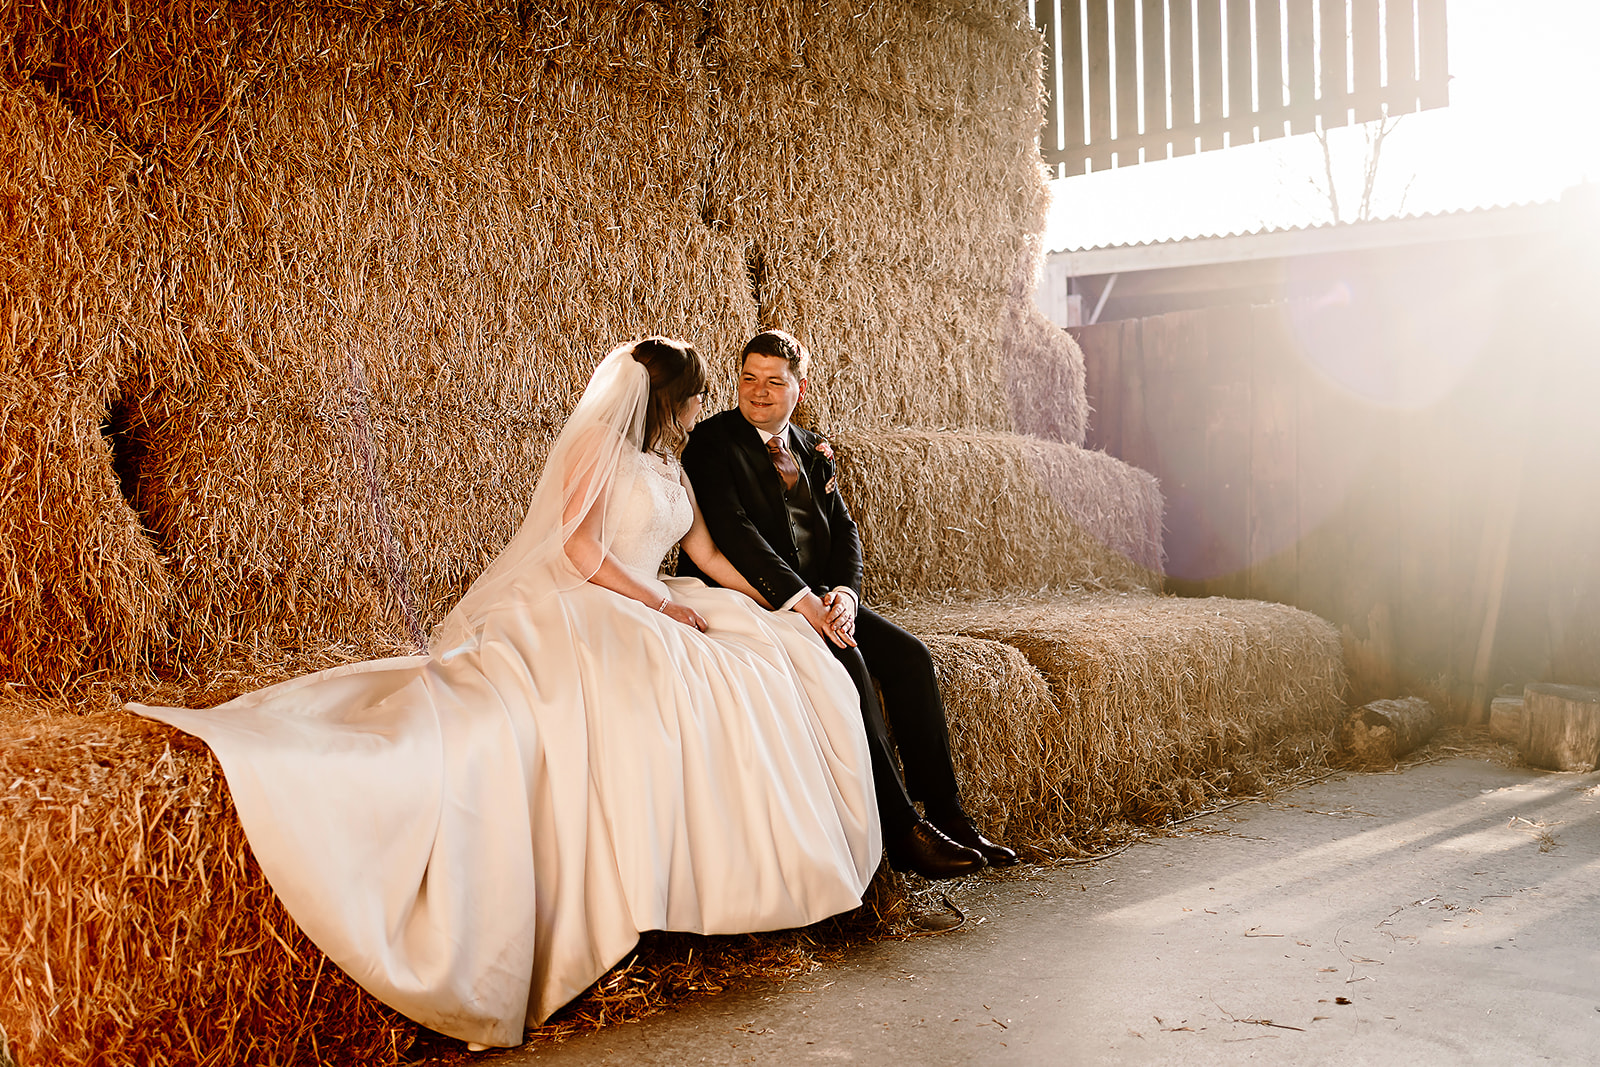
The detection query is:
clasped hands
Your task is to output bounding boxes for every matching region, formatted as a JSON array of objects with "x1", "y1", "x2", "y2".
[
  {"x1": 658, "y1": 588, "x2": 855, "y2": 647},
  {"x1": 797, "y1": 589, "x2": 857, "y2": 648}
]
